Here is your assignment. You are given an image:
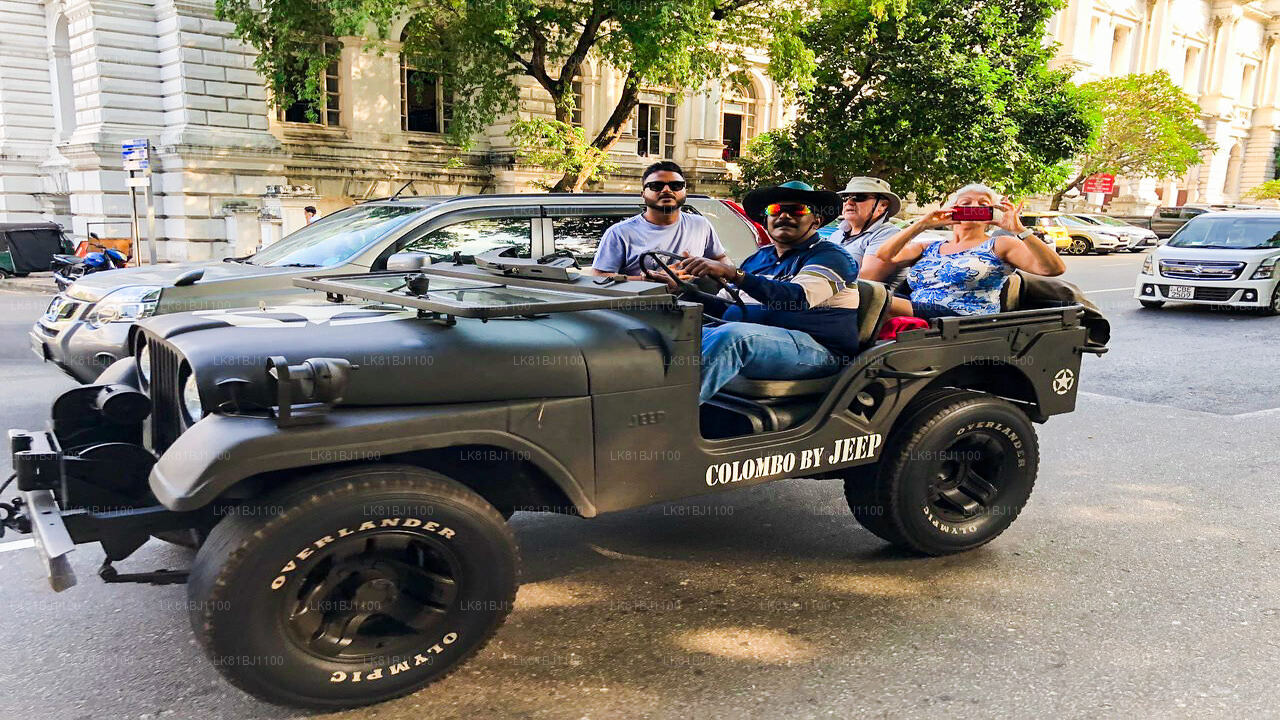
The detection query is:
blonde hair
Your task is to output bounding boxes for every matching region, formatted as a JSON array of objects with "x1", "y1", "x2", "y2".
[{"x1": 945, "y1": 183, "x2": 1001, "y2": 208}]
